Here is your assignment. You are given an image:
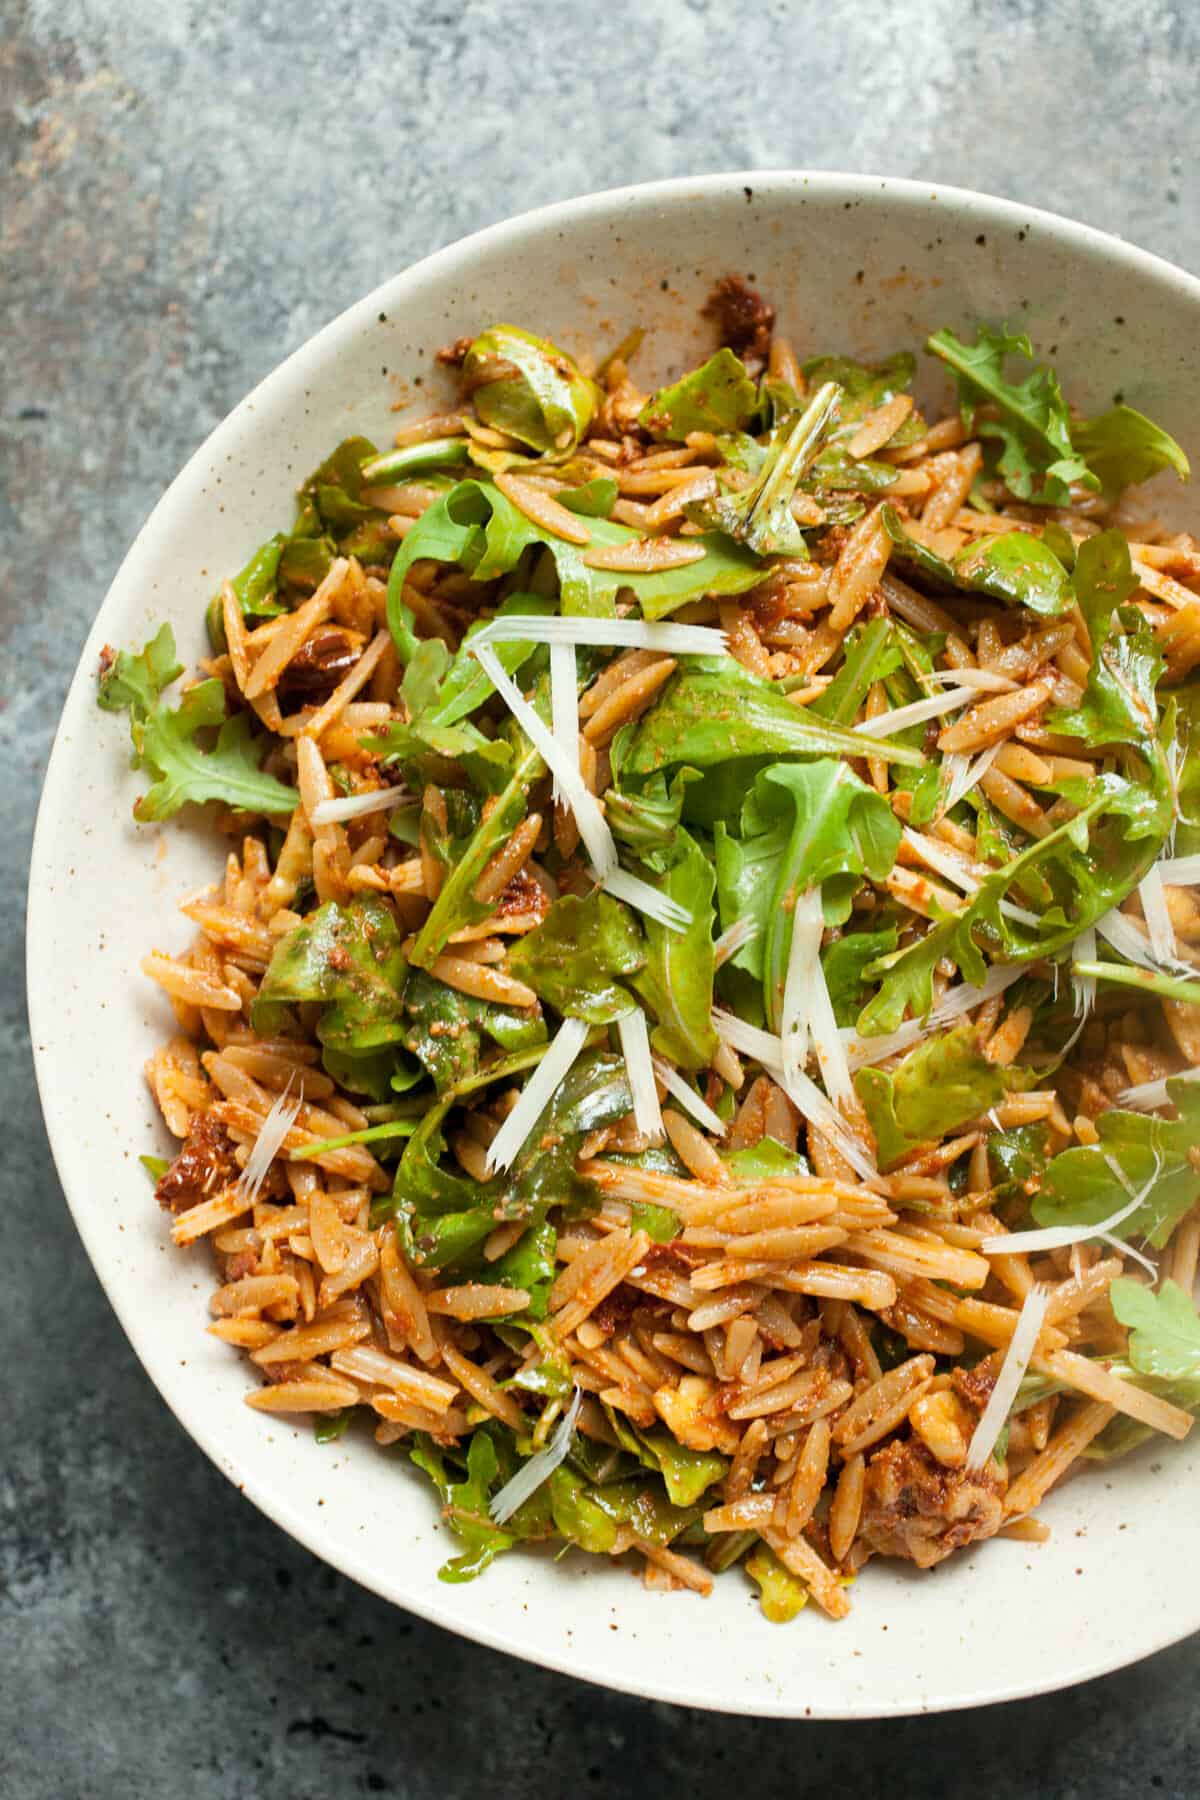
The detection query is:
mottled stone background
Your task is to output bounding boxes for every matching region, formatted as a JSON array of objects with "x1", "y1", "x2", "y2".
[{"x1": 4, "y1": 1, "x2": 1200, "y2": 1794}]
